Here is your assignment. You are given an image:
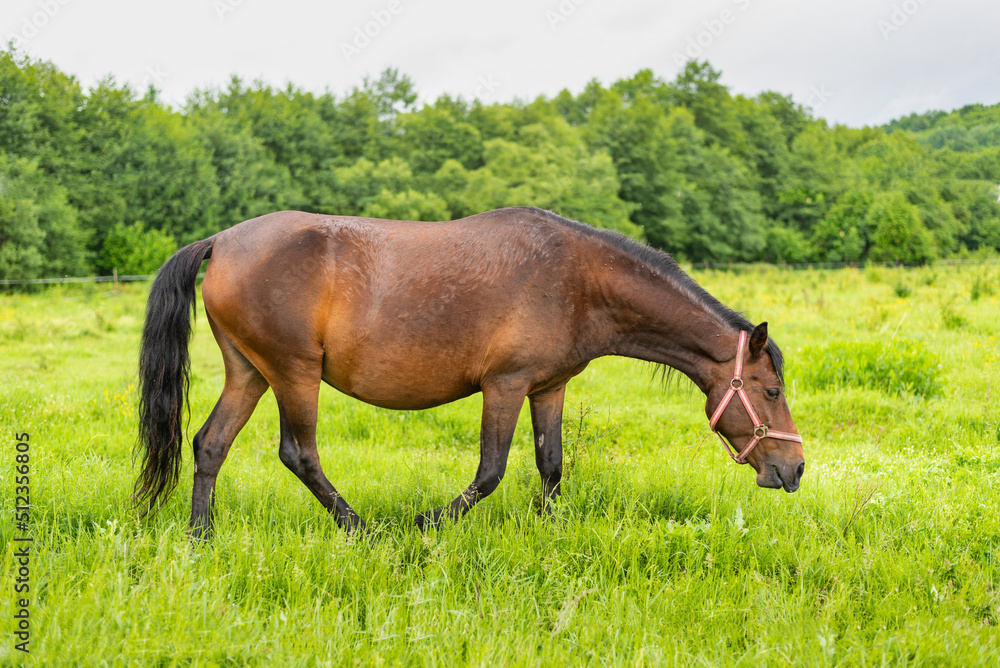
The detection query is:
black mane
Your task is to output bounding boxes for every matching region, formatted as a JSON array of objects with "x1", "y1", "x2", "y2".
[{"x1": 525, "y1": 207, "x2": 785, "y2": 383}]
